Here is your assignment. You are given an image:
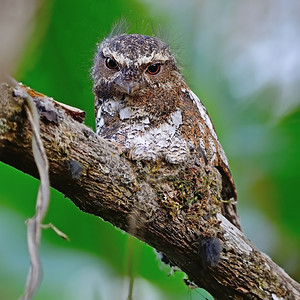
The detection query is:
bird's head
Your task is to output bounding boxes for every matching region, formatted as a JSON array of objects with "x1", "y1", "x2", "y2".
[{"x1": 92, "y1": 34, "x2": 182, "y2": 100}]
